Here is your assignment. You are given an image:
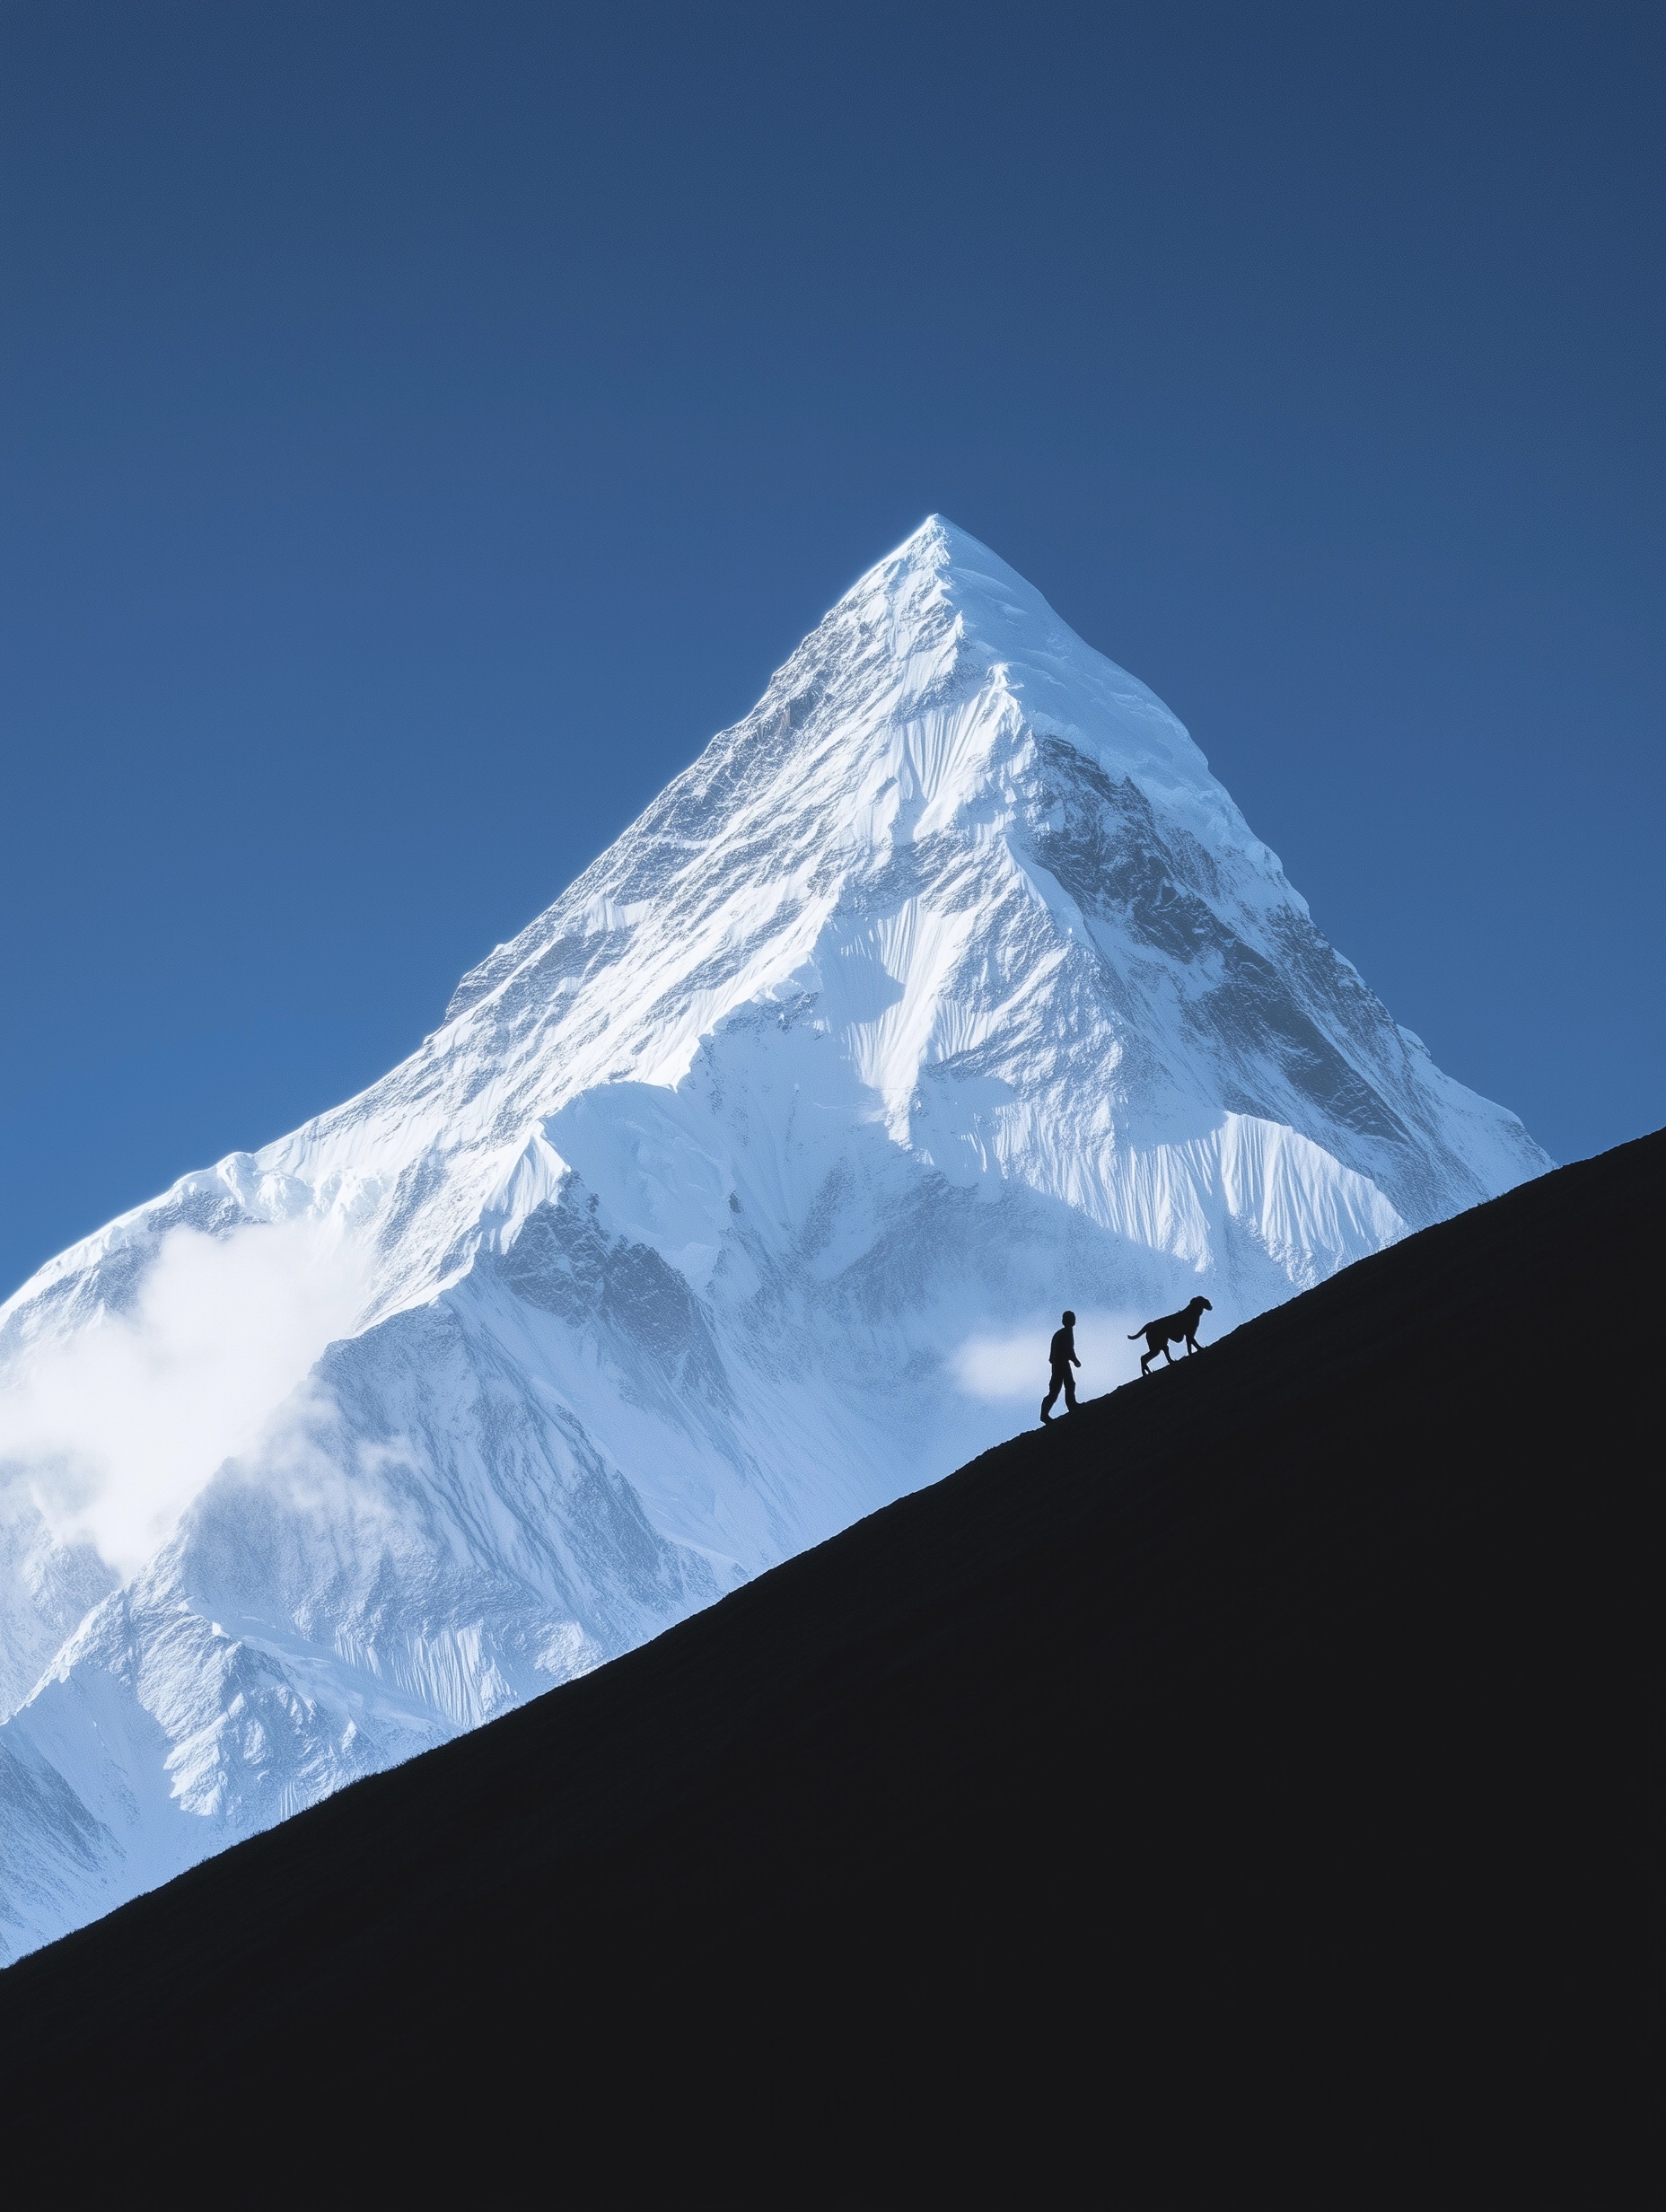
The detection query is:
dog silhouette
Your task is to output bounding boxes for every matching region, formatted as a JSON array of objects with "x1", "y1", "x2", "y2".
[{"x1": 1129, "y1": 1295, "x2": 1213, "y2": 1374}]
